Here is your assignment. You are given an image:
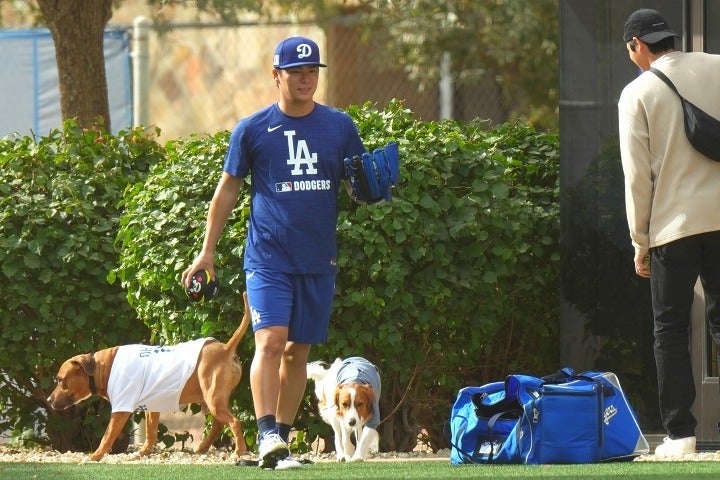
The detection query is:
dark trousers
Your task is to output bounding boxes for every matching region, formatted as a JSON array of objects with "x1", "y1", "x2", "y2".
[{"x1": 650, "y1": 230, "x2": 720, "y2": 439}]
